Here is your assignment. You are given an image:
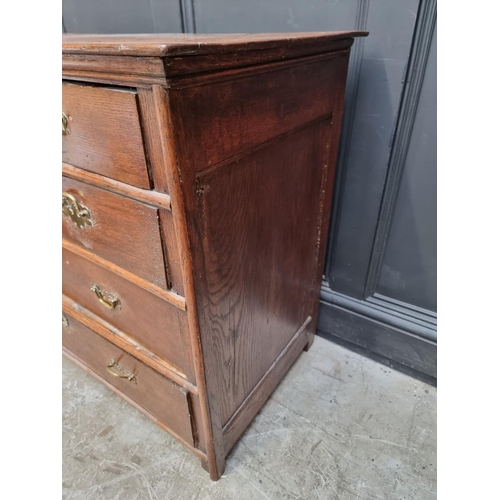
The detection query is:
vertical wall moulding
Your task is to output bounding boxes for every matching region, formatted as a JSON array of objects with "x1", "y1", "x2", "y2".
[
  {"x1": 364, "y1": 0, "x2": 437, "y2": 307},
  {"x1": 180, "y1": 0, "x2": 197, "y2": 33}
]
